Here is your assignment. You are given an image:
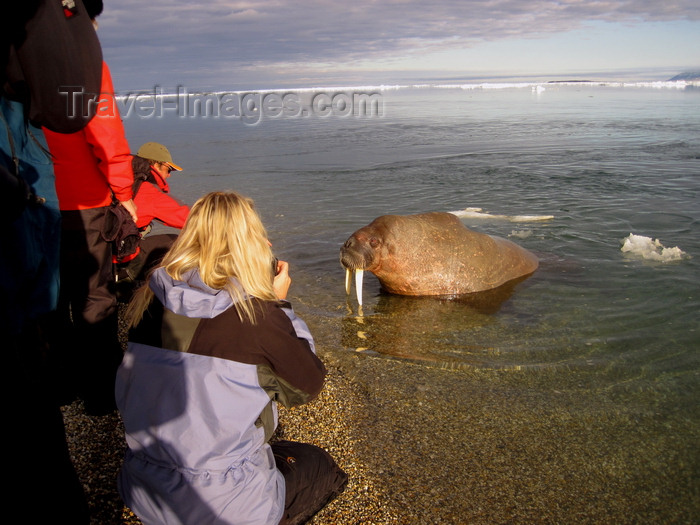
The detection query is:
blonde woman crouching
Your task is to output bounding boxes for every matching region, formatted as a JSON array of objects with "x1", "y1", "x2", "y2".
[{"x1": 116, "y1": 191, "x2": 347, "y2": 525}]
